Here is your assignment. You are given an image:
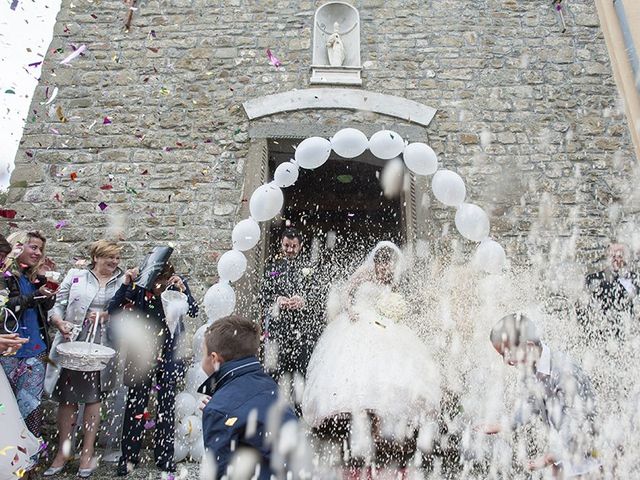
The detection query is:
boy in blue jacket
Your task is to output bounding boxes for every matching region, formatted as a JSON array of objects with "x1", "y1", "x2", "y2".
[{"x1": 198, "y1": 315, "x2": 297, "y2": 479}]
